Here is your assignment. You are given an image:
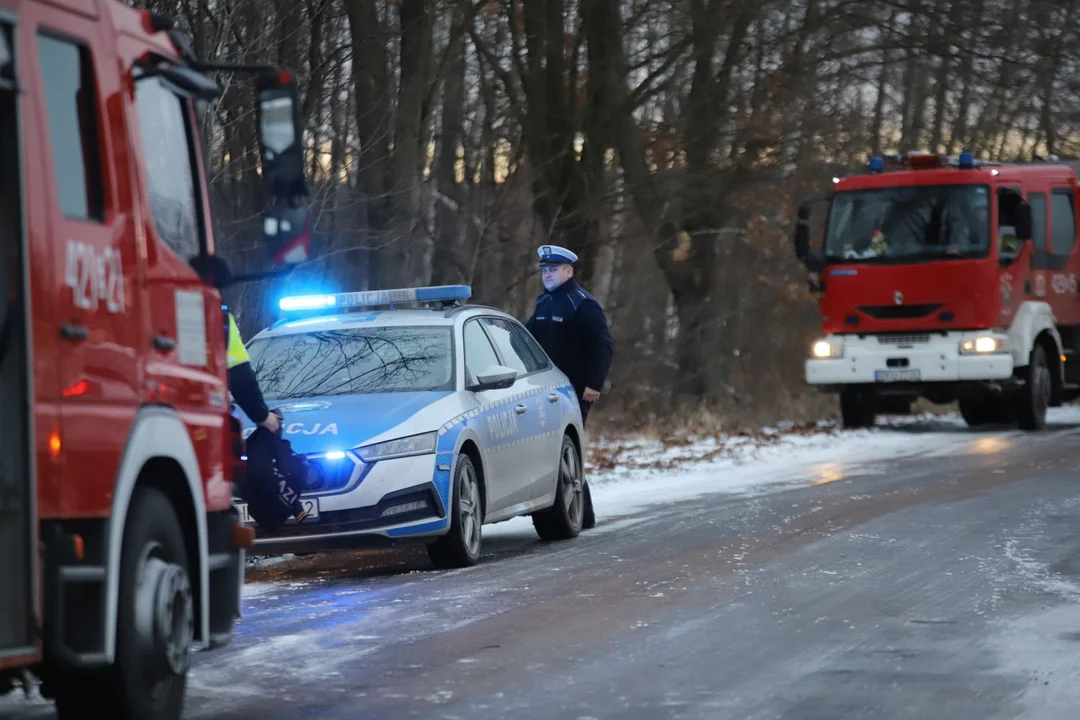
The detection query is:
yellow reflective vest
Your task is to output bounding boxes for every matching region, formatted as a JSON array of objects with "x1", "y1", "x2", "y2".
[{"x1": 226, "y1": 312, "x2": 251, "y2": 370}]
